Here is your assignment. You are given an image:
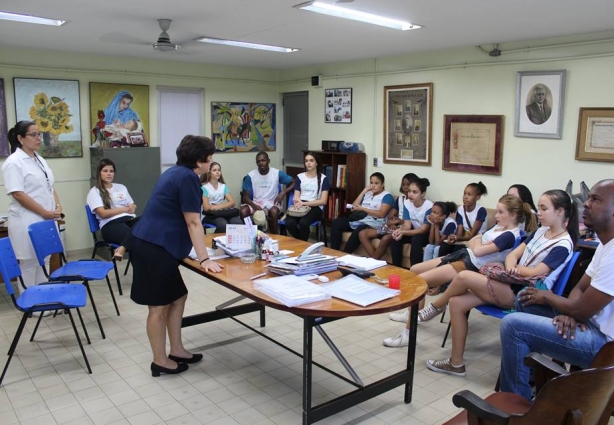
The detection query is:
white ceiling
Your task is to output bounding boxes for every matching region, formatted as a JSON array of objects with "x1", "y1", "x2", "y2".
[{"x1": 1, "y1": 0, "x2": 614, "y2": 70}]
